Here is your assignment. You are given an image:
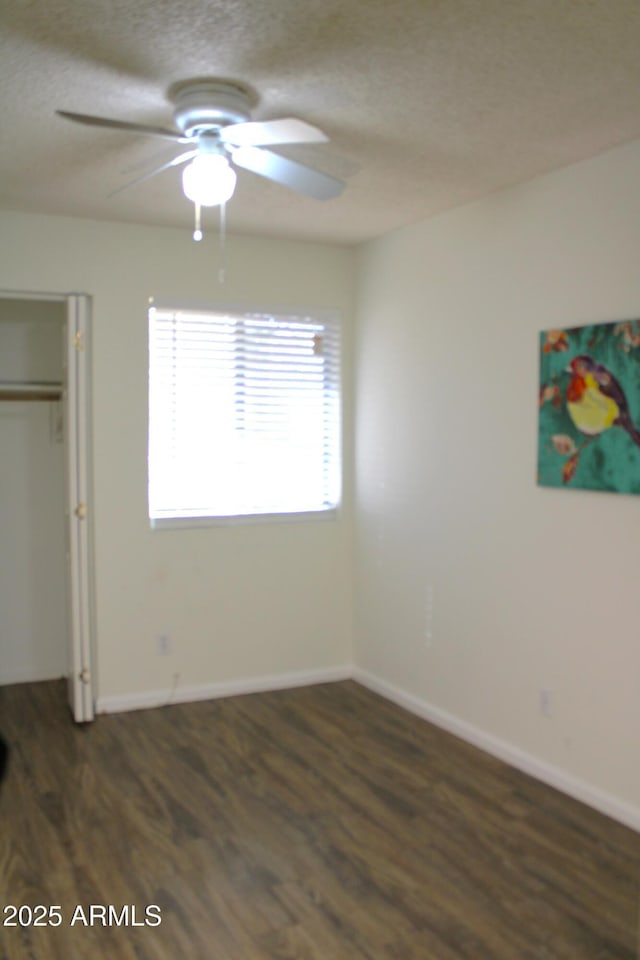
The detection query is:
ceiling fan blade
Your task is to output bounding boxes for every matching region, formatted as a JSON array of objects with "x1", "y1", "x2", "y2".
[
  {"x1": 220, "y1": 118, "x2": 328, "y2": 148},
  {"x1": 56, "y1": 110, "x2": 188, "y2": 143},
  {"x1": 107, "y1": 149, "x2": 198, "y2": 197},
  {"x1": 121, "y1": 144, "x2": 182, "y2": 176},
  {"x1": 231, "y1": 146, "x2": 345, "y2": 201}
]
